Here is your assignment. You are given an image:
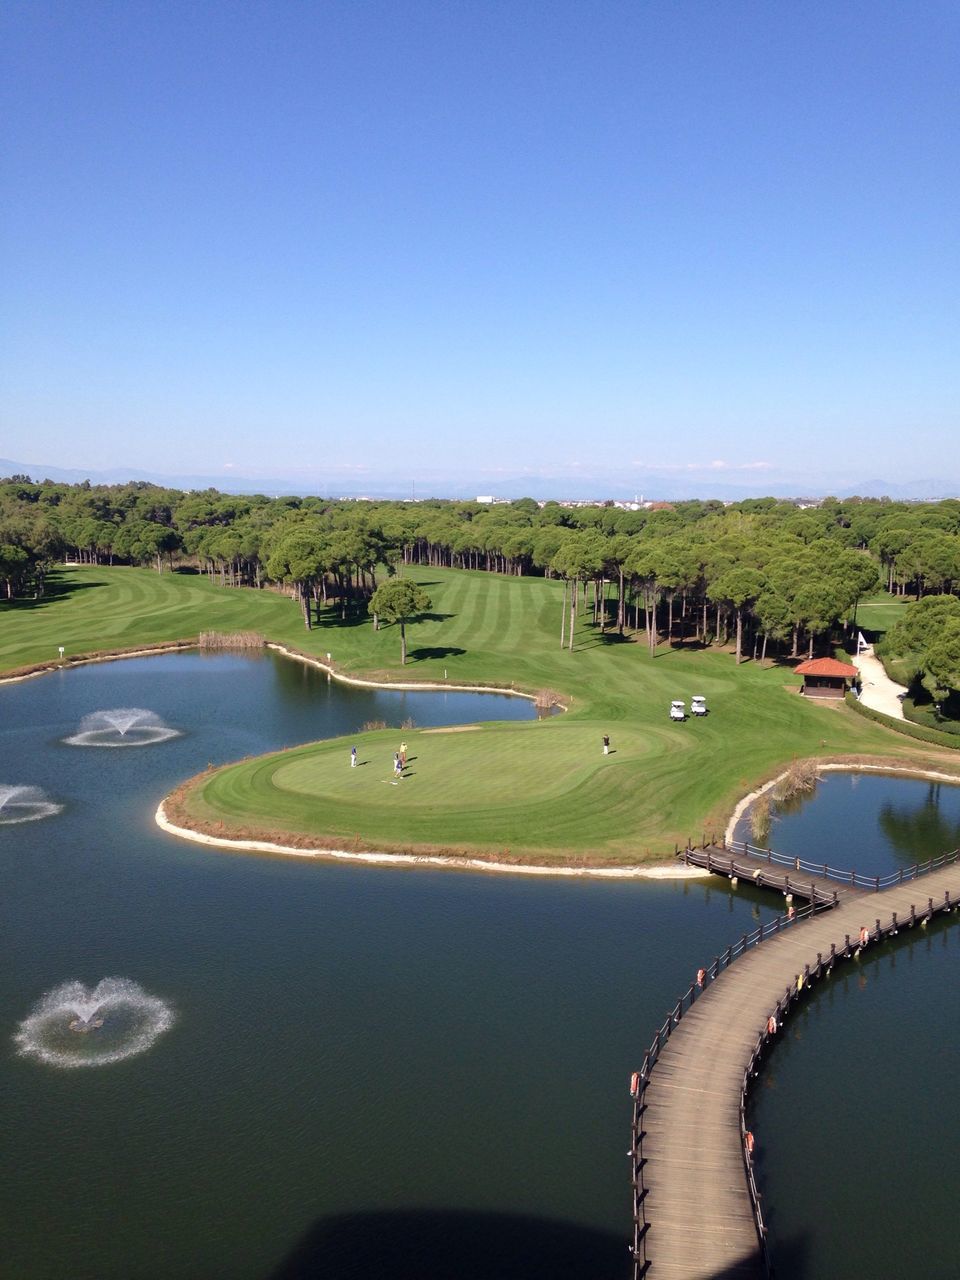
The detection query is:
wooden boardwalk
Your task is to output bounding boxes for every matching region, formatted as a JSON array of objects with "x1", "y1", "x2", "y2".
[{"x1": 630, "y1": 843, "x2": 960, "y2": 1278}]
